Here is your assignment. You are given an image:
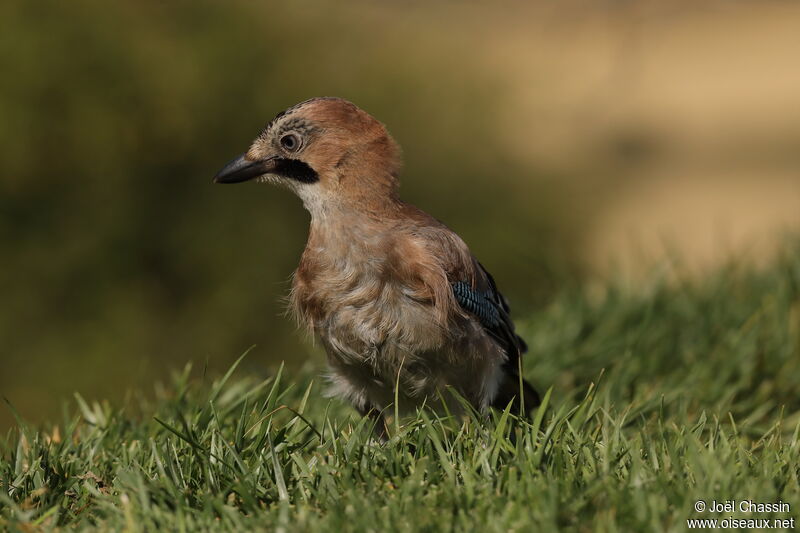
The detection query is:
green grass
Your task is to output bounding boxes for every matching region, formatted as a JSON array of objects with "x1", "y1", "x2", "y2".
[{"x1": 2, "y1": 245, "x2": 800, "y2": 532}]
